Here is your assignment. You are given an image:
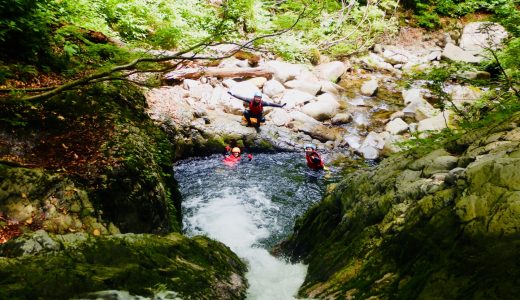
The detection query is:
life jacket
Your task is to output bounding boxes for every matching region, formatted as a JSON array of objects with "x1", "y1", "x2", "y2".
[
  {"x1": 224, "y1": 154, "x2": 241, "y2": 165},
  {"x1": 249, "y1": 100, "x2": 263, "y2": 115},
  {"x1": 306, "y1": 151, "x2": 324, "y2": 170}
]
